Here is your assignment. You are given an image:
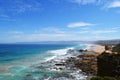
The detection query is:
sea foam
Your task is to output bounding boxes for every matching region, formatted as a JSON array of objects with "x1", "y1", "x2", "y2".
[
  {"x1": 45, "y1": 47, "x2": 74, "y2": 61},
  {"x1": 47, "y1": 47, "x2": 74, "y2": 56}
]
